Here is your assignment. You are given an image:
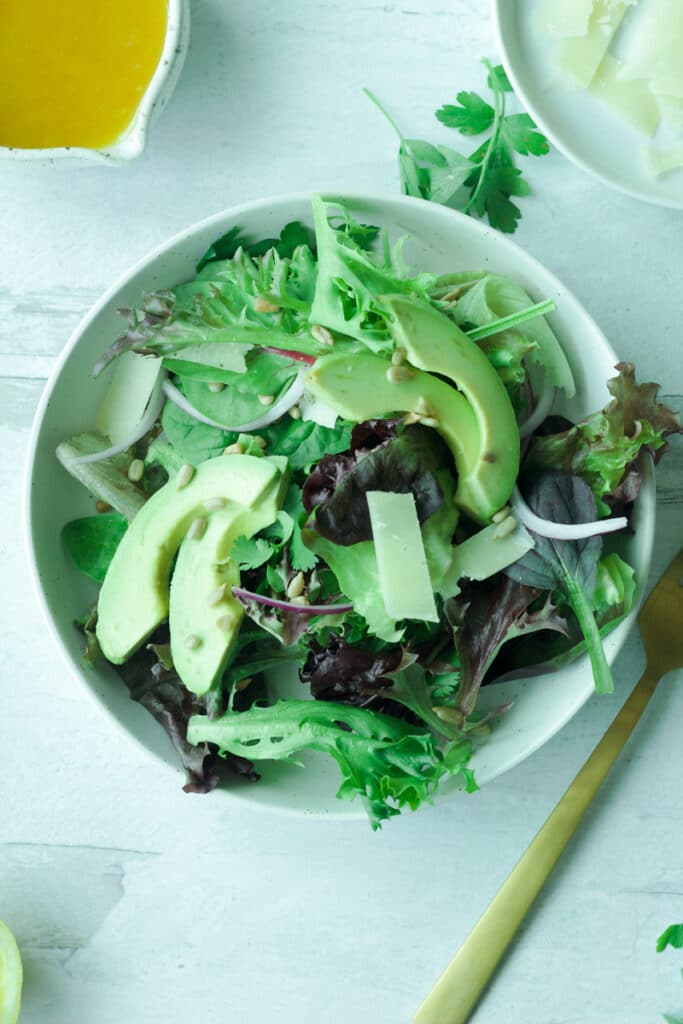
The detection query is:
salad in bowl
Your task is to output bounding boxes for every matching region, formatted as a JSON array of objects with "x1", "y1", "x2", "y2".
[{"x1": 35, "y1": 195, "x2": 678, "y2": 828}]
